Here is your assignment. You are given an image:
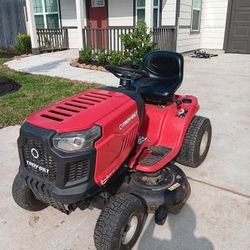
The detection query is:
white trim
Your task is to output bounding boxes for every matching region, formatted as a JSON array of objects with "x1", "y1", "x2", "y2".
[
  {"x1": 145, "y1": 0, "x2": 153, "y2": 28},
  {"x1": 25, "y1": 0, "x2": 39, "y2": 49},
  {"x1": 76, "y1": 0, "x2": 86, "y2": 49}
]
